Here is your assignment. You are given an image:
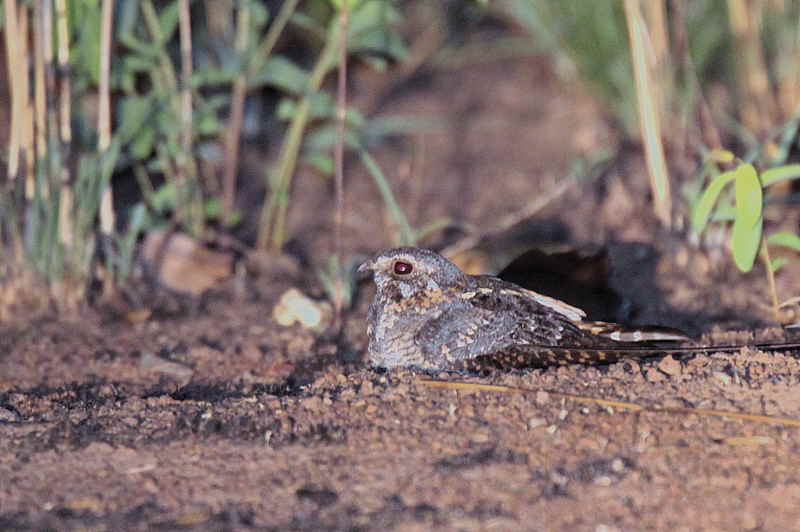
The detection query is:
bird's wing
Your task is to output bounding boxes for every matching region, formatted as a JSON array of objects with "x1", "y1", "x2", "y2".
[
  {"x1": 414, "y1": 301, "x2": 520, "y2": 364},
  {"x1": 459, "y1": 280, "x2": 606, "y2": 345},
  {"x1": 469, "y1": 276, "x2": 690, "y2": 344}
]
